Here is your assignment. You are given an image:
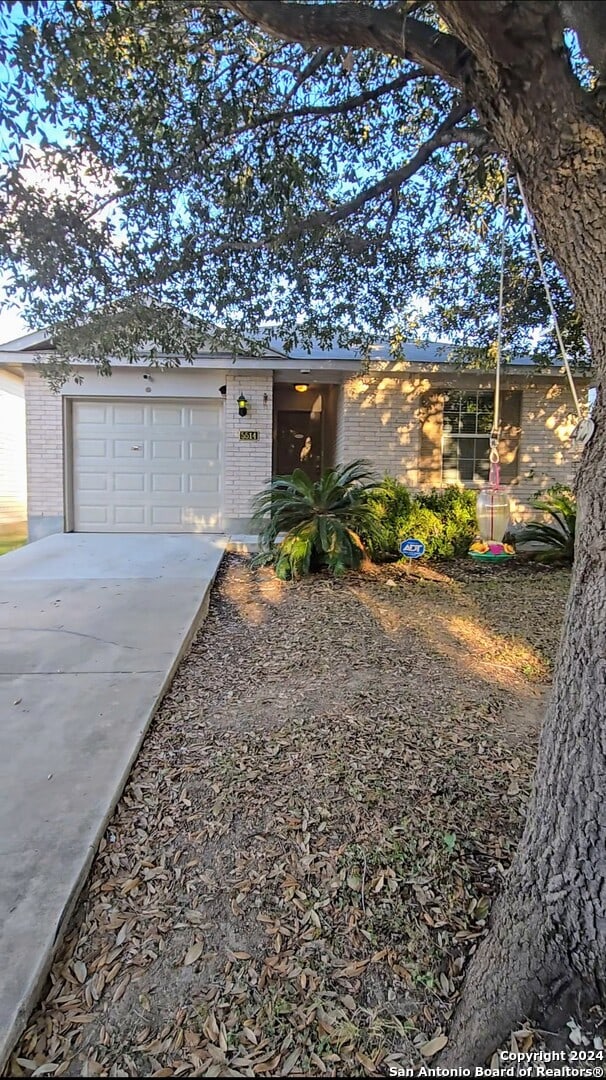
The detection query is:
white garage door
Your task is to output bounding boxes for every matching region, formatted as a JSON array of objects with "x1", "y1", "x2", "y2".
[{"x1": 72, "y1": 399, "x2": 223, "y2": 532}]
